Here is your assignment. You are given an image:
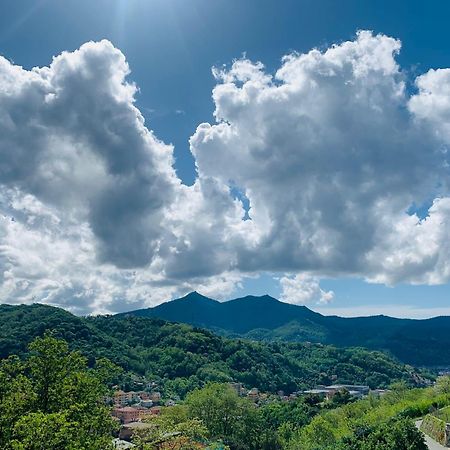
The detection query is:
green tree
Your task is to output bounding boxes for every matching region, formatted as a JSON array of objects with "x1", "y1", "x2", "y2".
[
  {"x1": 131, "y1": 405, "x2": 221, "y2": 450},
  {"x1": 293, "y1": 415, "x2": 337, "y2": 450},
  {"x1": 435, "y1": 376, "x2": 450, "y2": 396},
  {"x1": 27, "y1": 334, "x2": 85, "y2": 413},
  {"x1": 328, "y1": 389, "x2": 355, "y2": 408},
  {"x1": 134, "y1": 419, "x2": 209, "y2": 450},
  {"x1": 185, "y1": 384, "x2": 242, "y2": 441},
  {"x1": 0, "y1": 335, "x2": 117, "y2": 450},
  {"x1": 185, "y1": 383, "x2": 274, "y2": 450},
  {"x1": 0, "y1": 356, "x2": 36, "y2": 446},
  {"x1": 11, "y1": 412, "x2": 76, "y2": 450},
  {"x1": 342, "y1": 417, "x2": 427, "y2": 450}
]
